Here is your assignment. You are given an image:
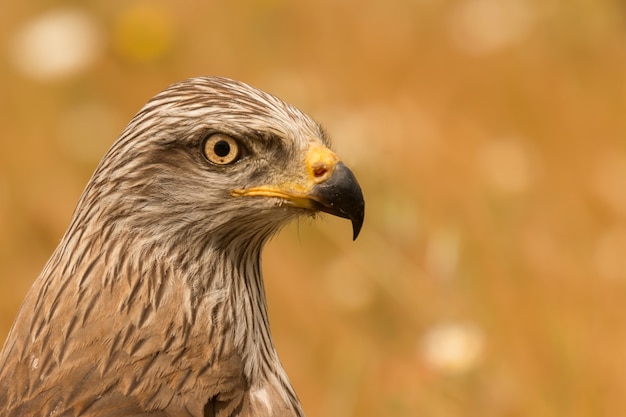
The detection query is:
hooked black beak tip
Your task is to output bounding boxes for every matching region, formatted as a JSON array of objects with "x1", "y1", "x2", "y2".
[{"x1": 310, "y1": 162, "x2": 365, "y2": 240}]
